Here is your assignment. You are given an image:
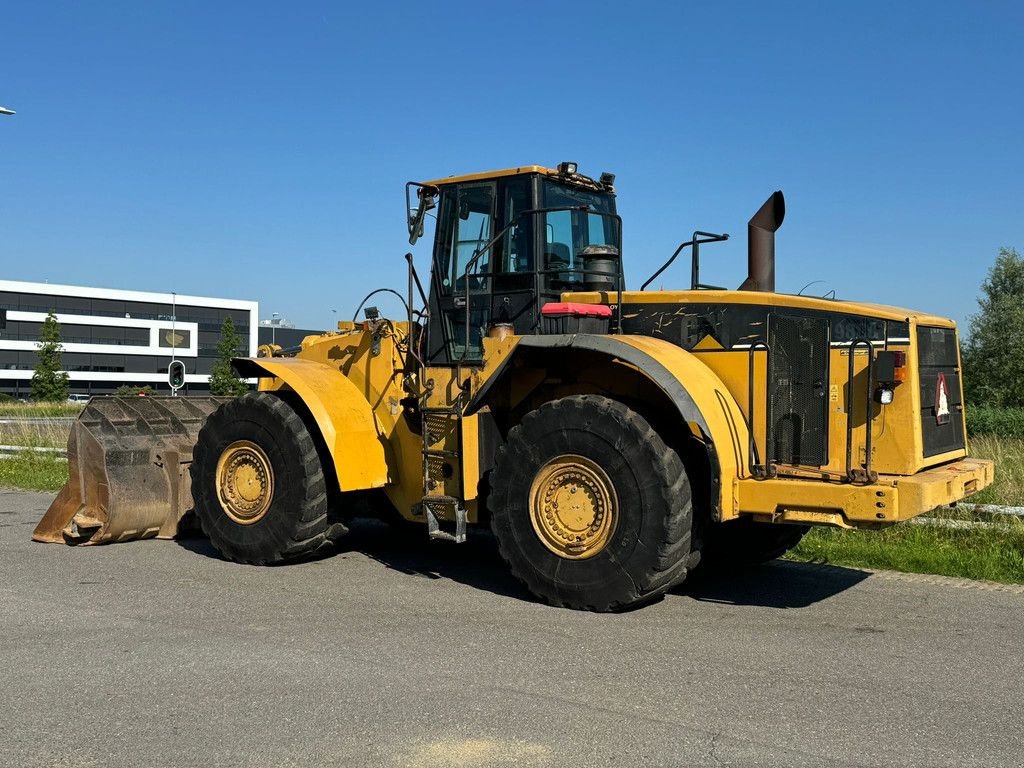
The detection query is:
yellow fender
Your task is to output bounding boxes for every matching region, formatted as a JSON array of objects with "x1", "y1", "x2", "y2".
[
  {"x1": 611, "y1": 335, "x2": 750, "y2": 518},
  {"x1": 234, "y1": 357, "x2": 390, "y2": 491},
  {"x1": 467, "y1": 334, "x2": 750, "y2": 520}
]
